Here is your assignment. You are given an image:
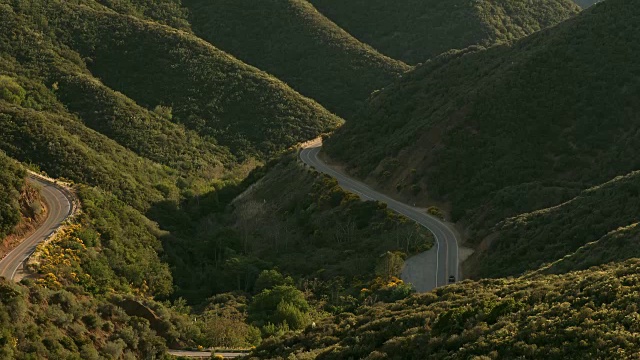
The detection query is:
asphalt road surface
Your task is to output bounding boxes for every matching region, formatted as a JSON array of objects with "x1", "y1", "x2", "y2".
[
  {"x1": 300, "y1": 140, "x2": 460, "y2": 290},
  {"x1": 168, "y1": 350, "x2": 247, "y2": 358},
  {"x1": 0, "y1": 176, "x2": 73, "y2": 280}
]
